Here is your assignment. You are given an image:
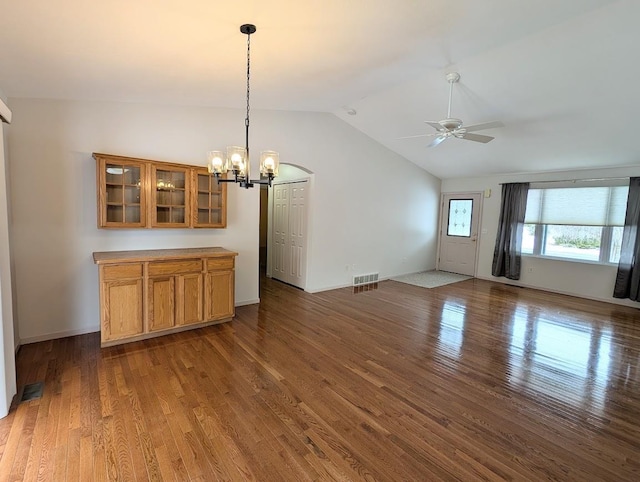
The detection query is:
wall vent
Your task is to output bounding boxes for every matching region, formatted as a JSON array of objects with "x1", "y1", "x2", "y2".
[{"x1": 352, "y1": 273, "x2": 379, "y2": 287}]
